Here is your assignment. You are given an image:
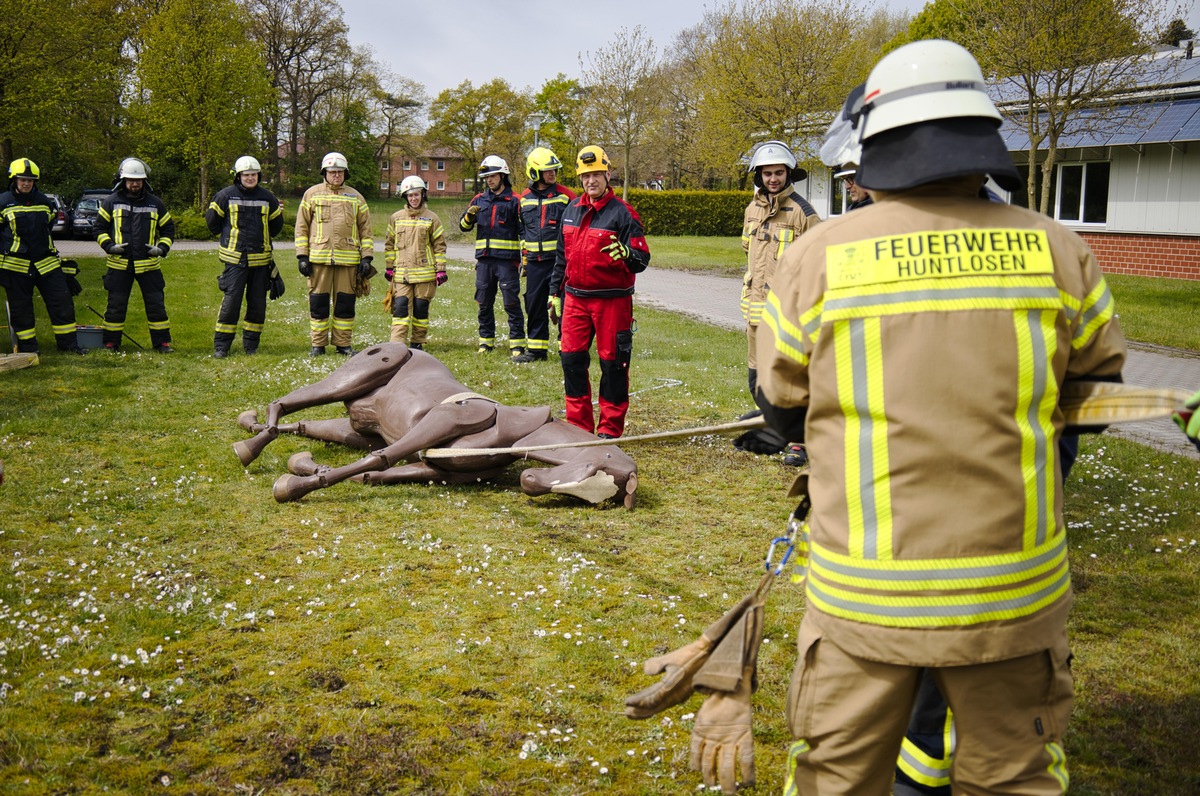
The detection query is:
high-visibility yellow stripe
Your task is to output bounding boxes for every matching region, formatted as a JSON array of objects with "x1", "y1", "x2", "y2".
[
  {"x1": 783, "y1": 738, "x2": 811, "y2": 796},
  {"x1": 1046, "y1": 742, "x2": 1069, "y2": 792},
  {"x1": 1073, "y1": 278, "x2": 1114, "y2": 350},
  {"x1": 1013, "y1": 310, "x2": 1059, "y2": 548},
  {"x1": 897, "y1": 737, "x2": 952, "y2": 787},
  {"x1": 823, "y1": 277, "x2": 1061, "y2": 322},
  {"x1": 474, "y1": 238, "x2": 520, "y2": 251},
  {"x1": 806, "y1": 556, "x2": 1070, "y2": 627},
  {"x1": 762, "y1": 290, "x2": 809, "y2": 367},
  {"x1": 808, "y1": 533, "x2": 1067, "y2": 590},
  {"x1": 836, "y1": 318, "x2": 893, "y2": 559}
]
